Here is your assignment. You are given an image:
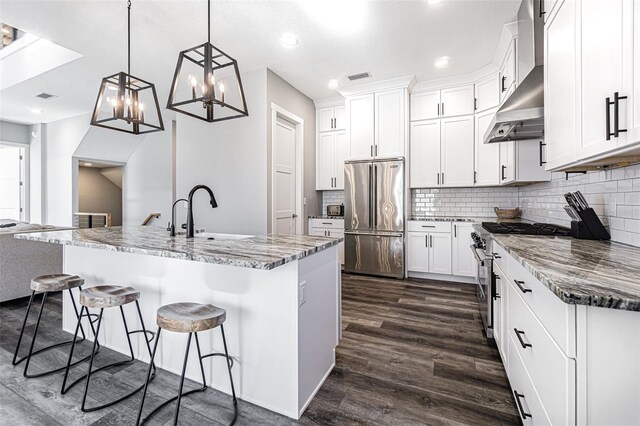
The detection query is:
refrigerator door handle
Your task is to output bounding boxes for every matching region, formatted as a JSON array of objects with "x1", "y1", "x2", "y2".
[
  {"x1": 373, "y1": 163, "x2": 378, "y2": 230},
  {"x1": 368, "y1": 163, "x2": 374, "y2": 229}
]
